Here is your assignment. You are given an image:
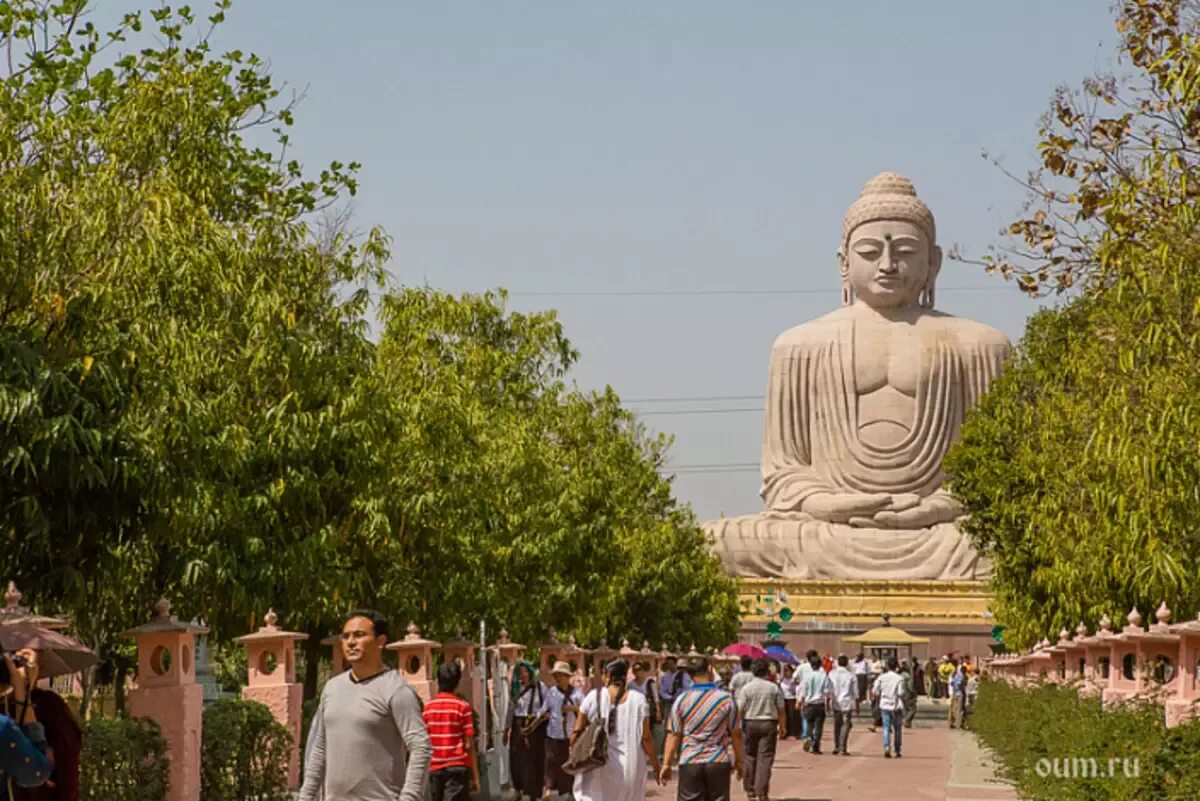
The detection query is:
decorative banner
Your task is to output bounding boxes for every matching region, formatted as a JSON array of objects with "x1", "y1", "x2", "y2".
[
  {"x1": 991, "y1": 624, "x2": 1006, "y2": 642},
  {"x1": 778, "y1": 607, "x2": 794, "y2": 622},
  {"x1": 766, "y1": 621, "x2": 783, "y2": 639}
]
